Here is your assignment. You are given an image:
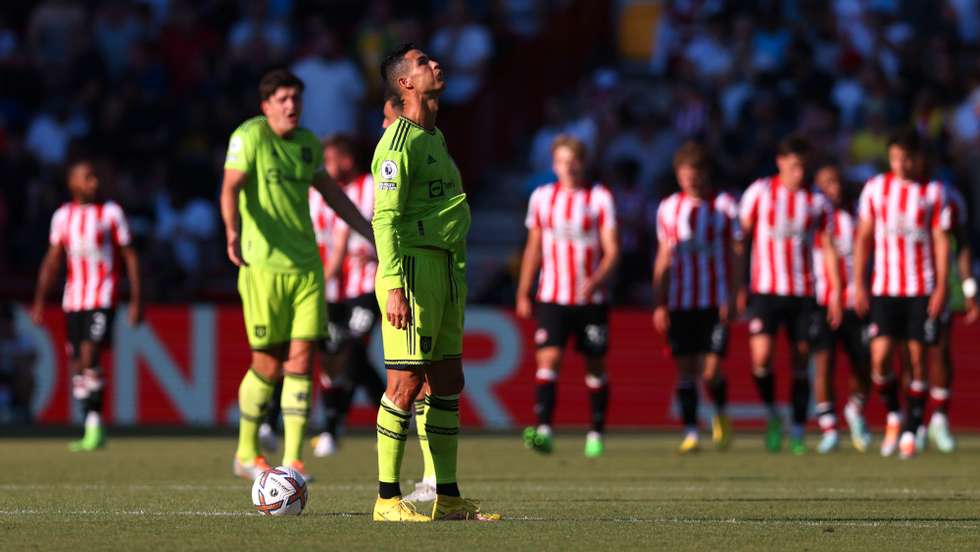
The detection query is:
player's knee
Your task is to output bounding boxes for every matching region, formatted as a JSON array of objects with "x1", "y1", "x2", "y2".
[
  {"x1": 585, "y1": 372, "x2": 607, "y2": 390},
  {"x1": 385, "y1": 371, "x2": 424, "y2": 408},
  {"x1": 751, "y1": 365, "x2": 771, "y2": 378}
]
